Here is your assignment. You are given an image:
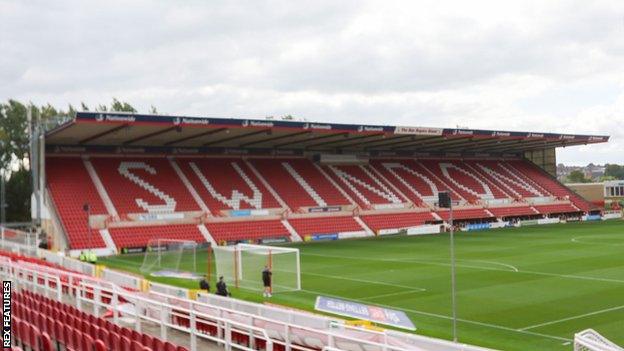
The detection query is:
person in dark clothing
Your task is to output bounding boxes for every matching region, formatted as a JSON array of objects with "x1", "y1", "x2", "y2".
[
  {"x1": 262, "y1": 266, "x2": 272, "y2": 298},
  {"x1": 216, "y1": 276, "x2": 229, "y2": 297},
  {"x1": 199, "y1": 277, "x2": 210, "y2": 292}
]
